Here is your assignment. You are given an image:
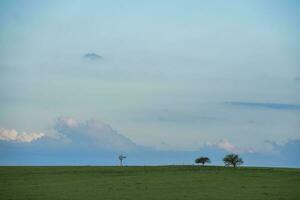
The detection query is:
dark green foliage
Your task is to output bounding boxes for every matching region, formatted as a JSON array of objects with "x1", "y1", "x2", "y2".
[
  {"x1": 223, "y1": 153, "x2": 244, "y2": 168},
  {"x1": 1, "y1": 166, "x2": 300, "y2": 200},
  {"x1": 195, "y1": 156, "x2": 211, "y2": 166}
]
